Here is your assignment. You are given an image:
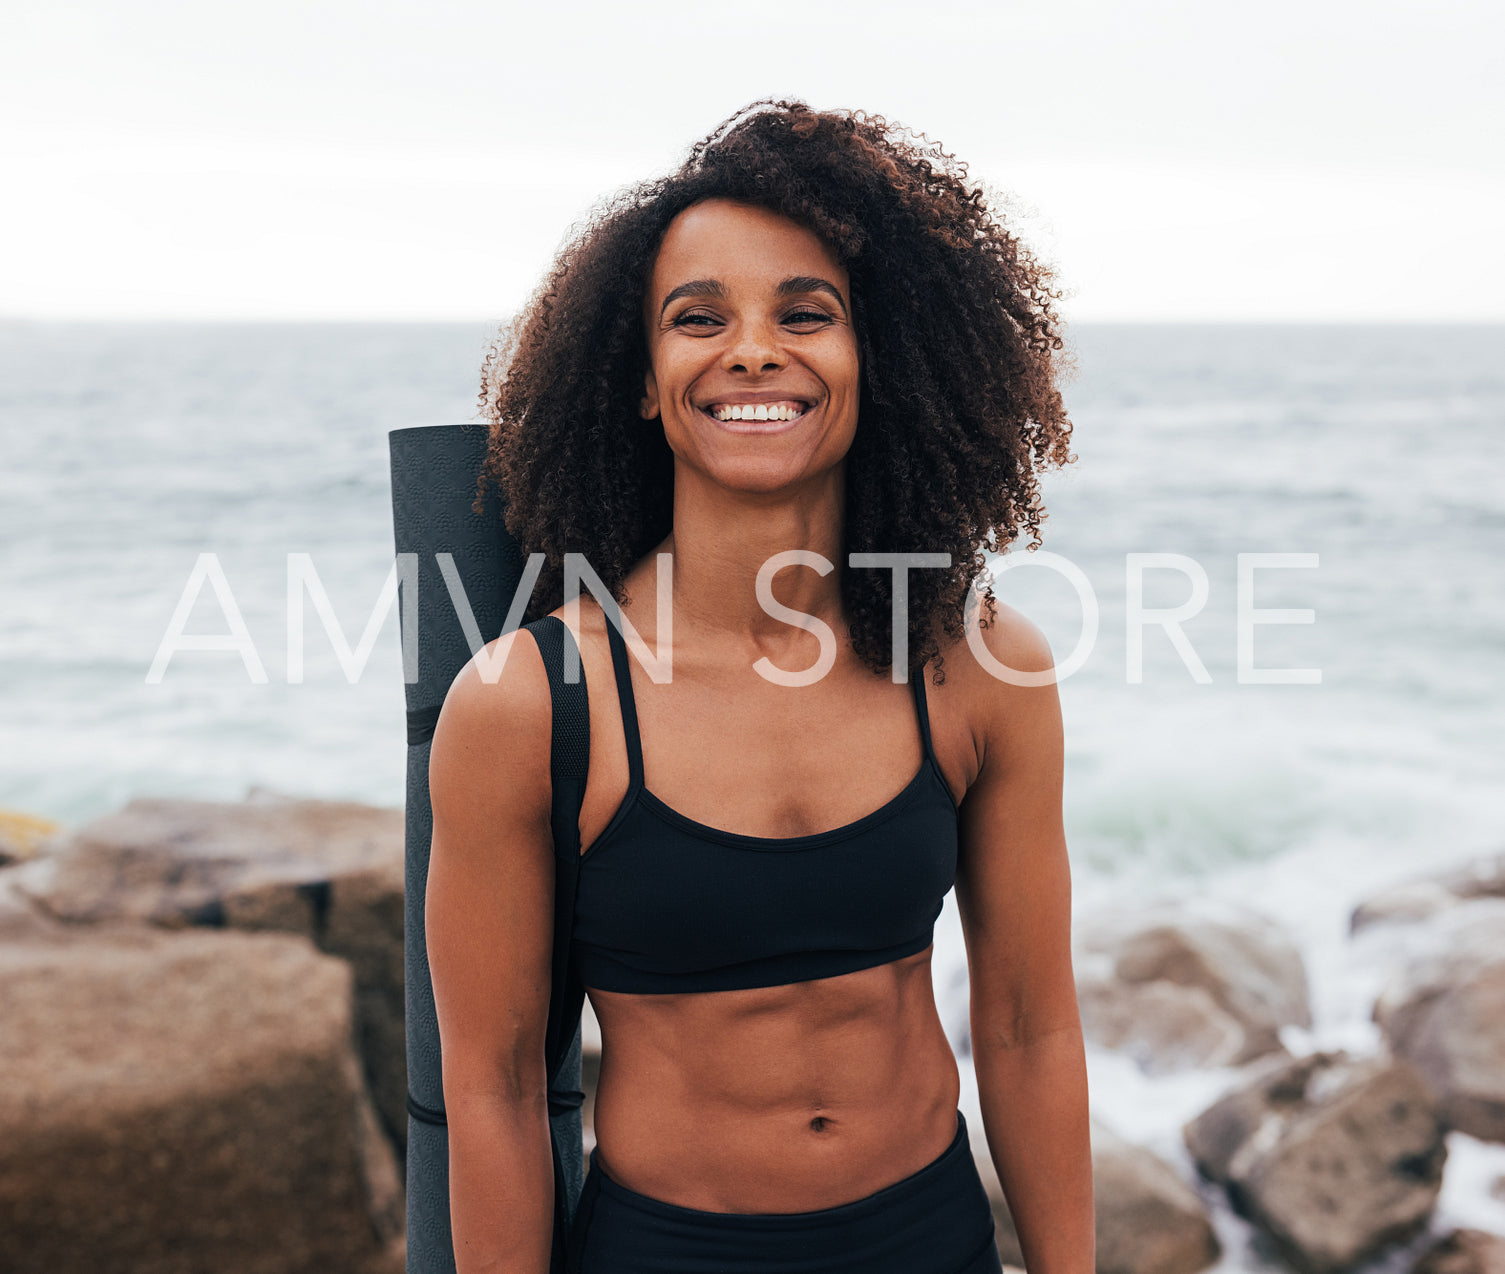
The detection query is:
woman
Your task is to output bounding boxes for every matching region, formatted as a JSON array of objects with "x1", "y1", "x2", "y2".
[{"x1": 426, "y1": 99, "x2": 1091, "y2": 1274}]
